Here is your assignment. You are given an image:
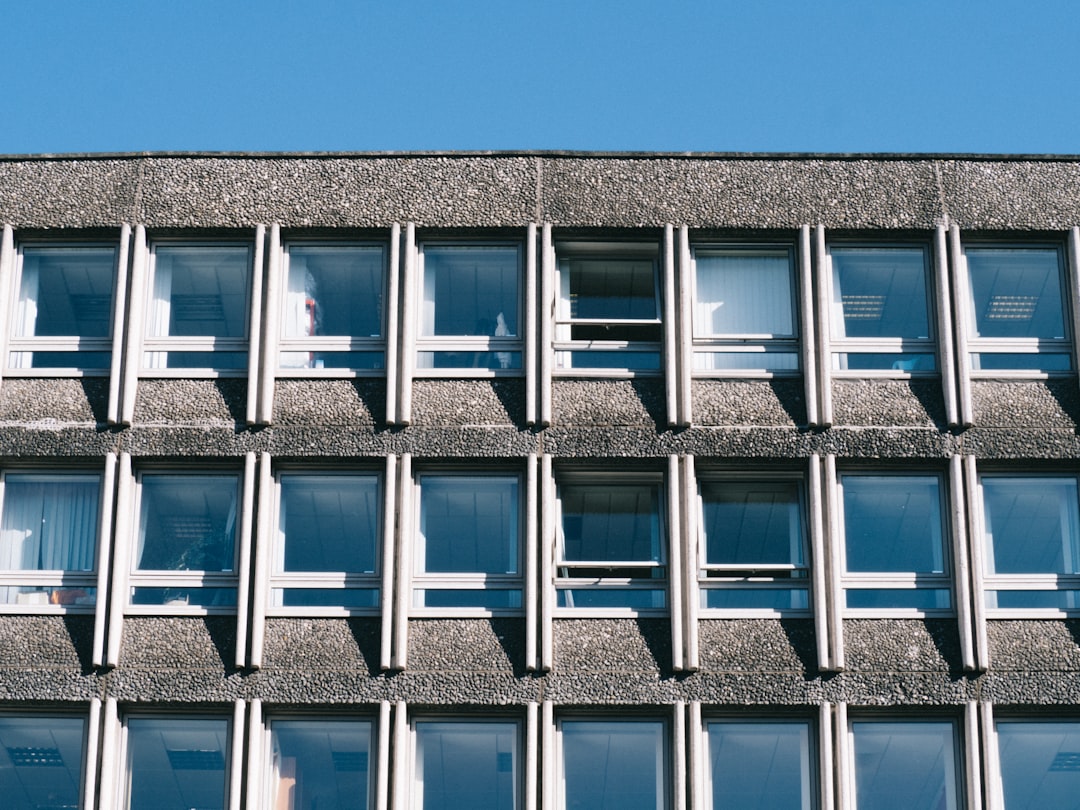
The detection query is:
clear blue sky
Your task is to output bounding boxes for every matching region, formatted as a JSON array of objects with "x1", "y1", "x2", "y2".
[{"x1": 3, "y1": 0, "x2": 1079, "y2": 155}]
